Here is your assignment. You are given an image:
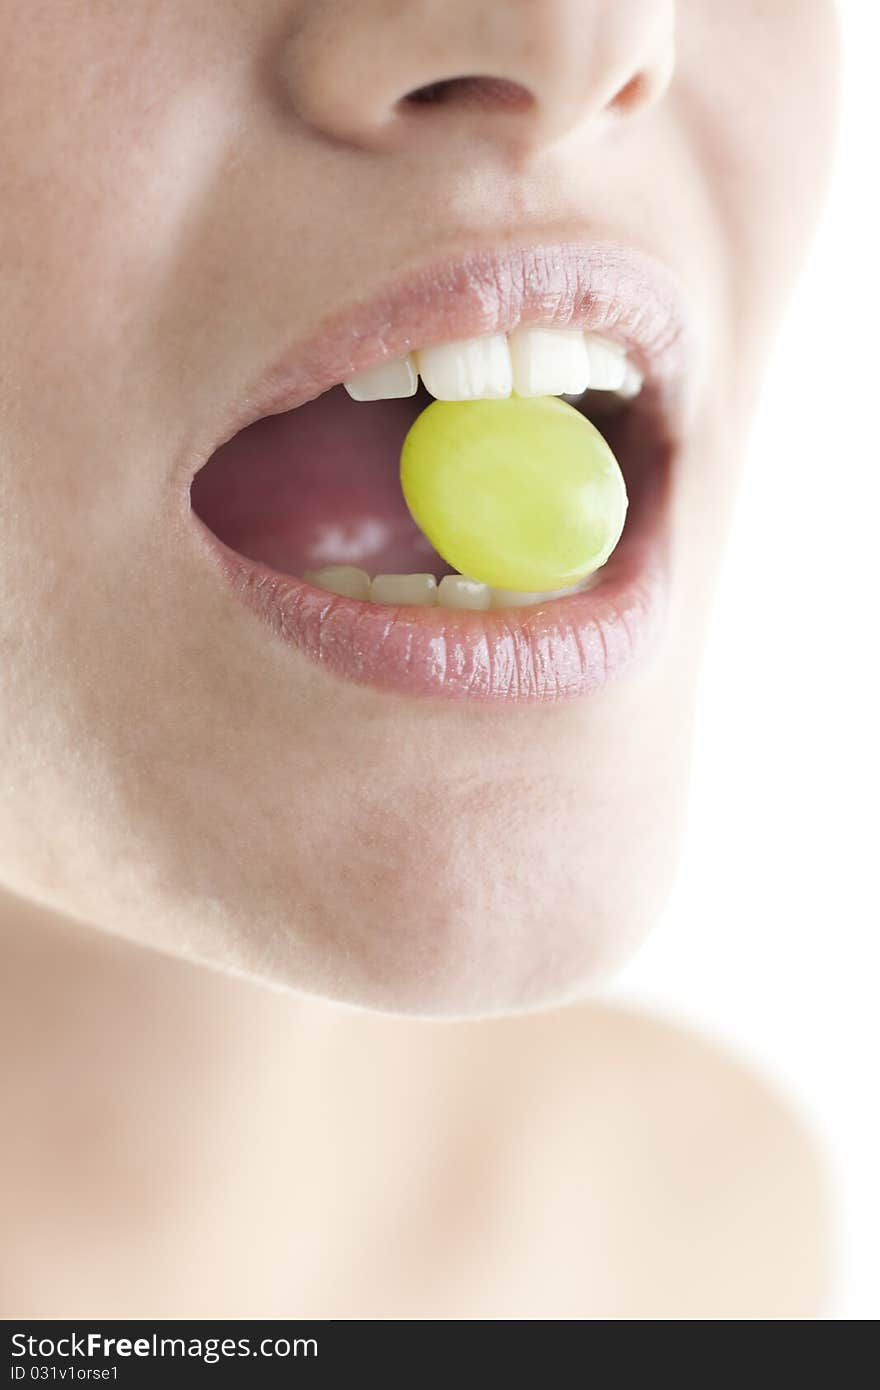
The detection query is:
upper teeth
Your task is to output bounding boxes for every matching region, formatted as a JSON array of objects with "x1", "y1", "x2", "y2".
[
  {"x1": 343, "y1": 329, "x2": 640, "y2": 403},
  {"x1": 342, "y1": 353, "x2": 419, "y2": 402},
  {"x1": 419, "y1": 332, "x2": 513, "y2": 401}
]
